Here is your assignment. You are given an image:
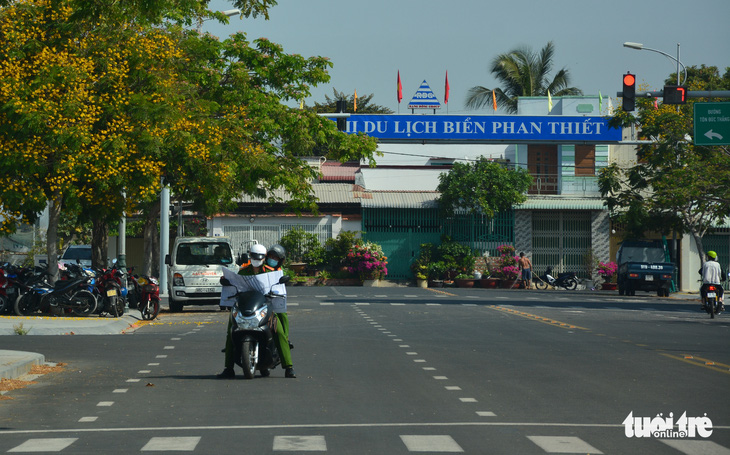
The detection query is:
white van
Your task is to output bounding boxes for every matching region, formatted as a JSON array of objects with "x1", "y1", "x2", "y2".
[{"x1": 164, "y1": 237, "x2": 238, "y2": 312}]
